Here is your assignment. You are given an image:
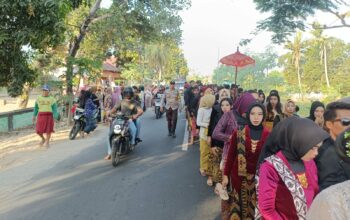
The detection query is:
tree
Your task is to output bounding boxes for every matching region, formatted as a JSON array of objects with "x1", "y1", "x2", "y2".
[
  {"x1": 0, "y1": 0, "x2": 71, "y2": 96},
  {"x1": 145, "y1": 43, "x2": 168, "y2": 83},
  {"x1": 283, "y1": 32, "x2": 304, "y2": 98},
  {"x1": 252, "y1": 0, "x2": 349, "y2": 43}
]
